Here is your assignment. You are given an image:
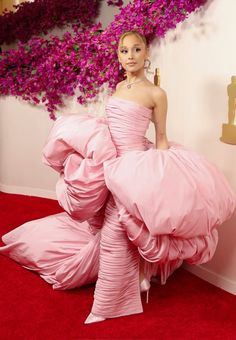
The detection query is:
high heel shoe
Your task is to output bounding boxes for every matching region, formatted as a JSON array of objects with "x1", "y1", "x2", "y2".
[
  {"x1": 140, "y1": 278, "x2": 151, "y2": 304},
  {"x1": 84, "y1": 313, "x2": 106, "y2": 324}
]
